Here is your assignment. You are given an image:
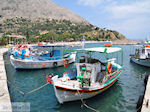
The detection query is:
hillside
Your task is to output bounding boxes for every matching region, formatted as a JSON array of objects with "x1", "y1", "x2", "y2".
[
  {"x1": 0, "y1": 0, "x2": 88, "y2": 24},
  {"x1": 0, "y1": 0, "x2": 128, "y2": 43}
]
